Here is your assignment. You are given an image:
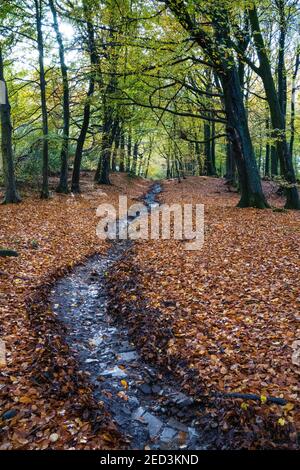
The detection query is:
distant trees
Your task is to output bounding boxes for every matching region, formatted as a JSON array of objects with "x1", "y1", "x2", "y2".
[{"x1": 0, "y1": 0, "x2": 299, "y2": 207}]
